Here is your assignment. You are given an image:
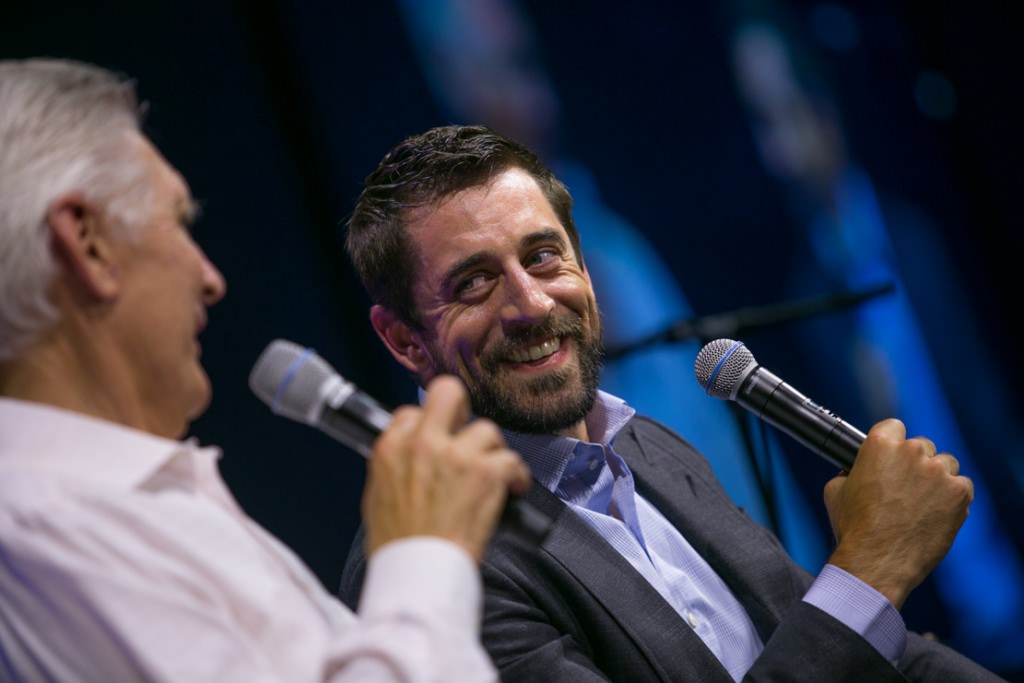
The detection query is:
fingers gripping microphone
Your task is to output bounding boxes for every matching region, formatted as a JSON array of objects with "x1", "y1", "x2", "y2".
[
  {"x1": 694, "y1": 338, "x2": 864, "y2": 471},
  {"x1": 249, "y1": 339, "x2": 552, "y2": 544}
]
